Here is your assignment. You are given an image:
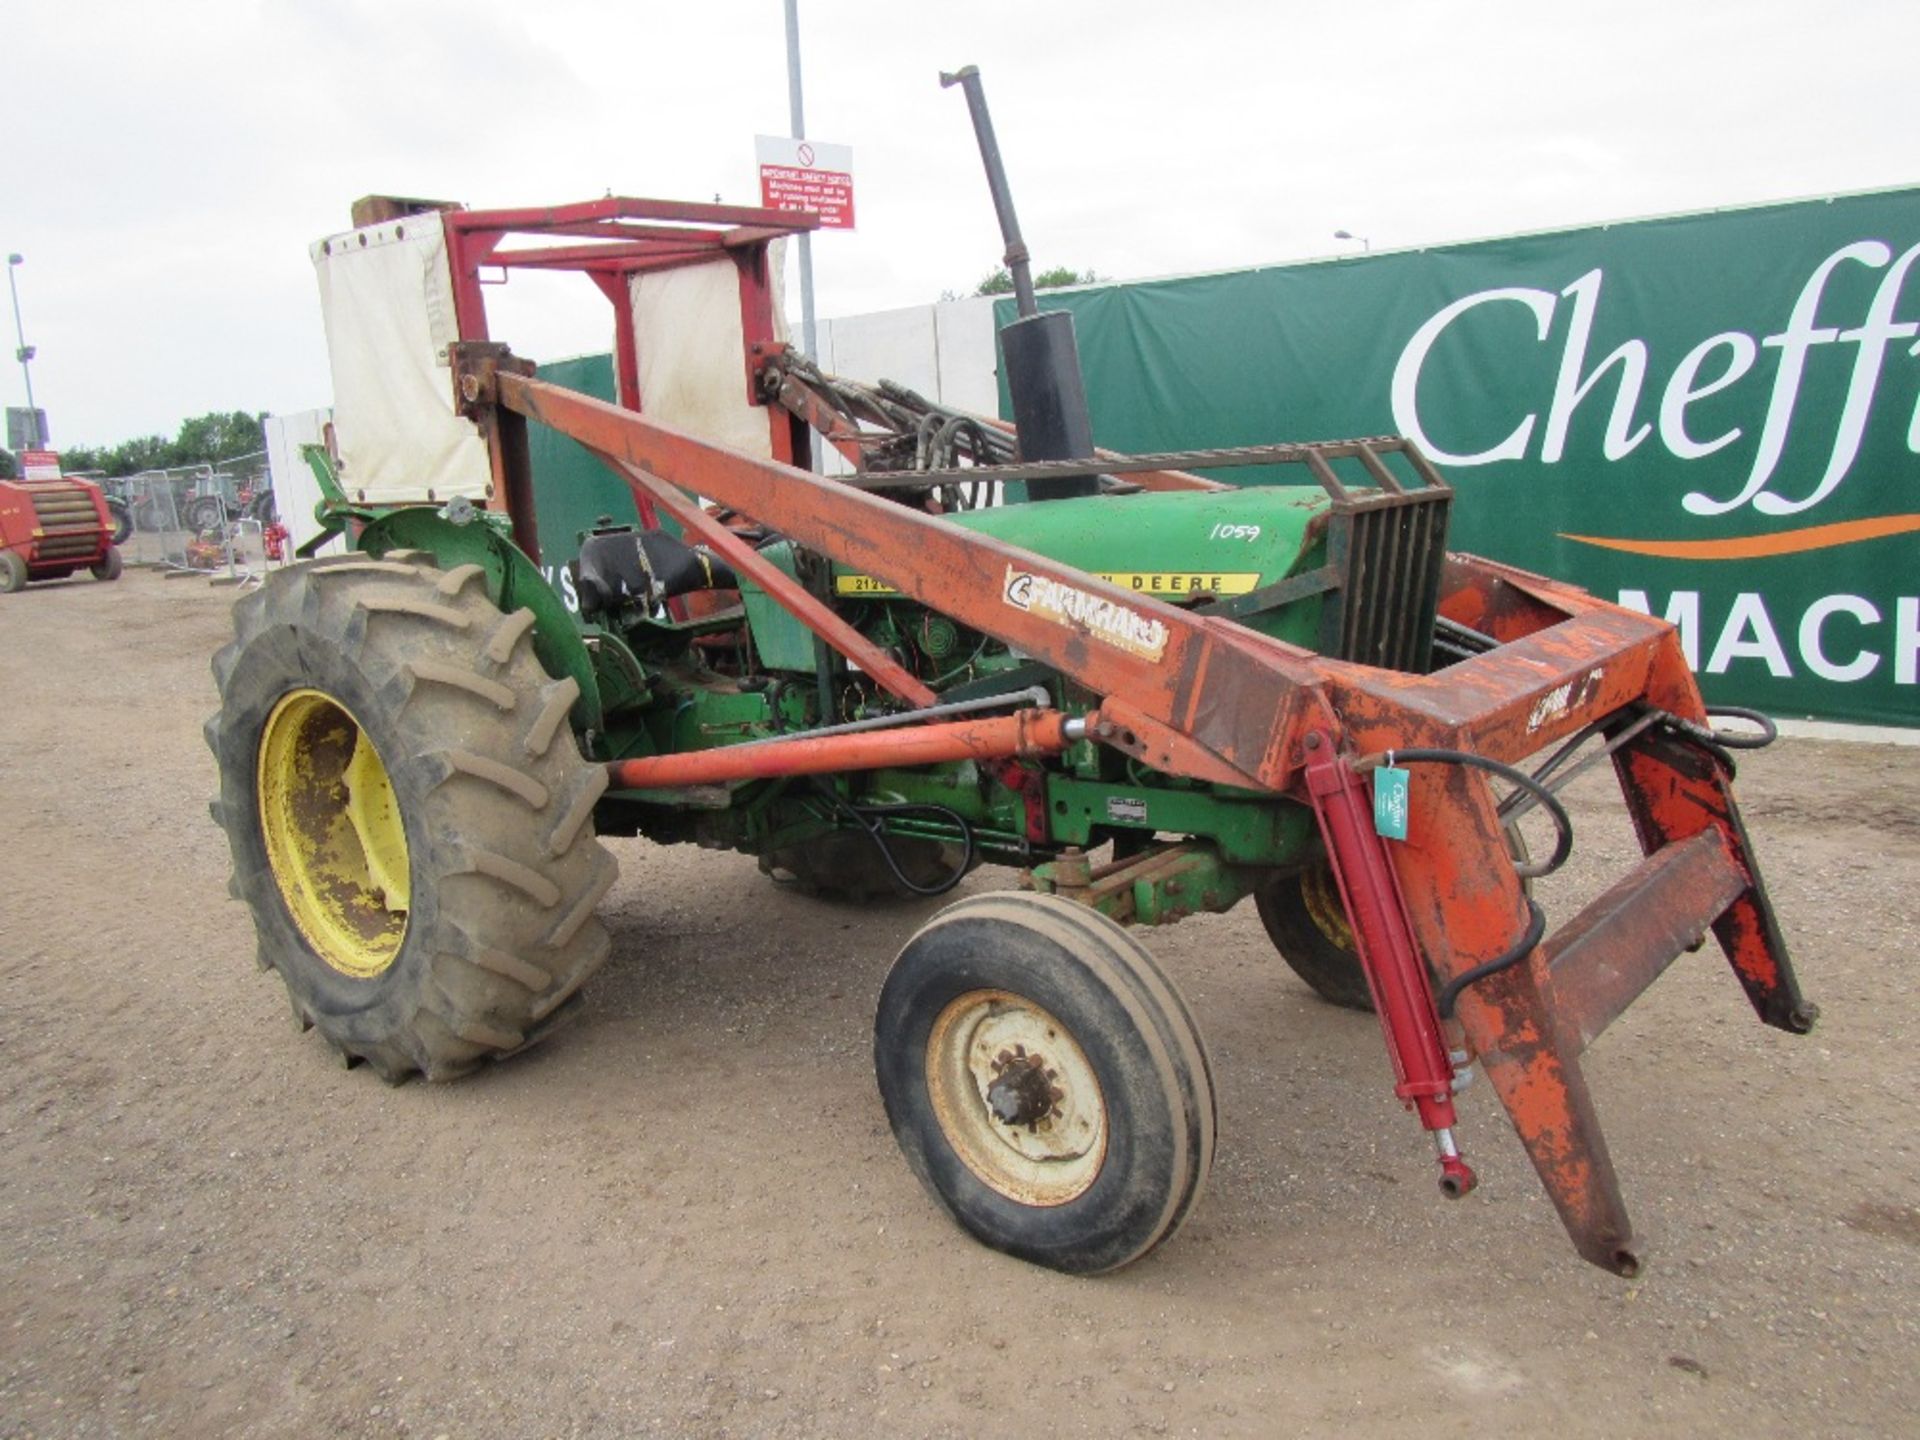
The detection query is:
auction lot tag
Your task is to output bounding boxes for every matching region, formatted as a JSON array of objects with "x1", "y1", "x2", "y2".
[{"x1": 1373, "y1": 764, "x2": 1410, "y2": 840}]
